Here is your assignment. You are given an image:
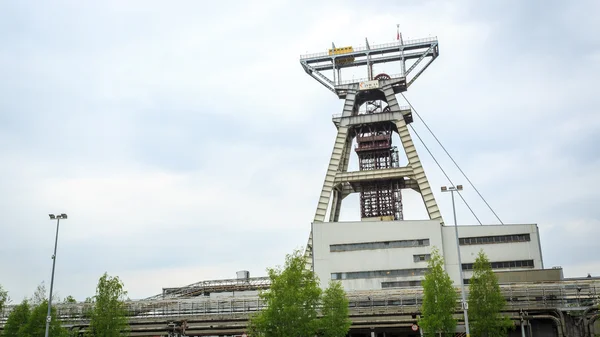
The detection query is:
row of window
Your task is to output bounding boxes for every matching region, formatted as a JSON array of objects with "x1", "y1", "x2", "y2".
[
  {"x1": 413, "y1": 254, "x2": 431, "y2": 262},
  {"x1": 462, "y1": 259, "x2": 534, "y2": 271},
  {"x1": 459, "y1": 233, "x2": 531, "y2": 246},
  {"x1": 330, "y1": 233, "x2": 531, "y2": 253},
  {"x1": 331, "y1": 268, "x2": 428, "y2": 280},
  {"x1": 382, "y1": 280, "x2": 423, "y2": 288},
  {"x1": 330, "y1": 239, "x2": 430, "y2": 252}
]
